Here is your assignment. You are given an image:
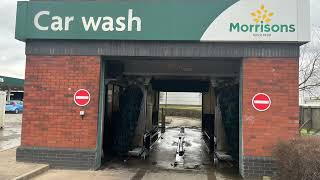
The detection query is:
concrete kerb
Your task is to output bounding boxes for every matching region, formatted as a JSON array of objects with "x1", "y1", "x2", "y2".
[
  {"x1": 0, "y1": 147, "x2": 17, "y2": 152},
  {"x1": 11, "y1": 164, "x2": 50, "y2": 180}
]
